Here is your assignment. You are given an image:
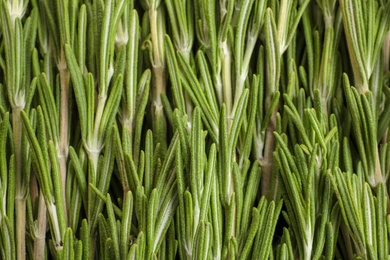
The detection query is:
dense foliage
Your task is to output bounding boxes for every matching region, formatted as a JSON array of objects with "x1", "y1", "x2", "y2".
[{"x1": 0, "y1": 0, "x2": 390, "y2": 259}]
